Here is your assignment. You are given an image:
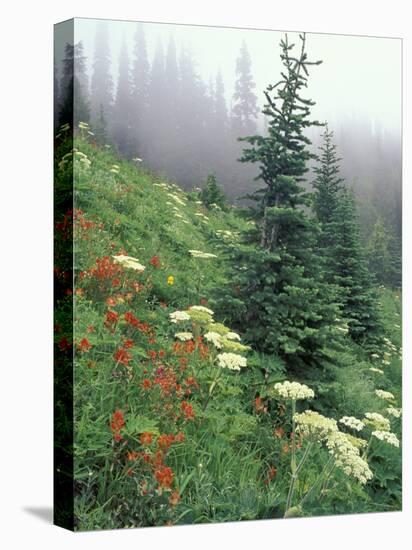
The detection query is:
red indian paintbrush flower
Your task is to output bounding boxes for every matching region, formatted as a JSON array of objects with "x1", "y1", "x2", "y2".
[
  {"x1": 155, "y1": 466, "x2": 174, "y2": 489},
  {"x1": 110, "y1": 409, "x2": 125, "y2": 441},
  {"x1": 149, "y1": 255, "x2": 160, "y2": 268},
  {"x1": 105, "y1": 310, "x2": 119, "y2": 328},
  {"x1": 140, "y1": 432, "x2": 153, "y2": 446},
  {"x1": 78, "y1": 338, "x2": 92, "y2": 352},
  {"x1": 181, "y1": 401, "x2": 195, "y2": 420},
  {"x1": 114, "y1": 347, "x2": 132, "y2": 366}
]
